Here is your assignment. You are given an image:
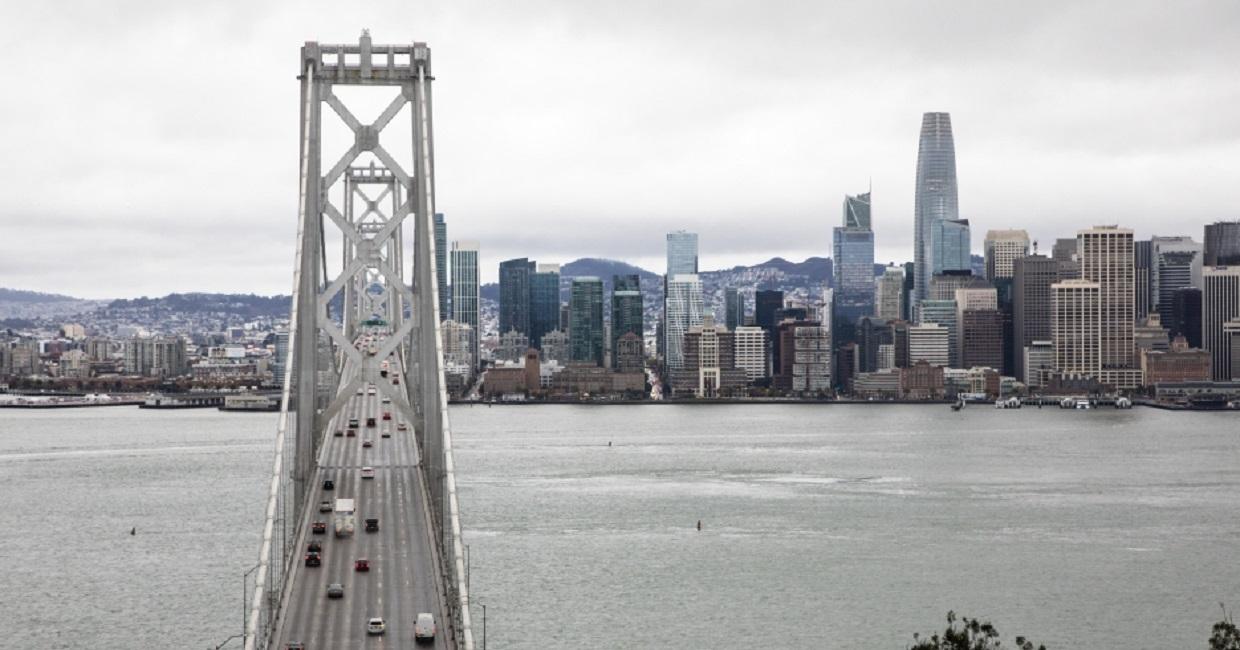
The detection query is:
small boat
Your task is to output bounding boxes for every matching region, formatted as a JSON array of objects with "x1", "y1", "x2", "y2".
[{"x1": 950, "y1": 399, "x2": 964, "y2": 411}]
